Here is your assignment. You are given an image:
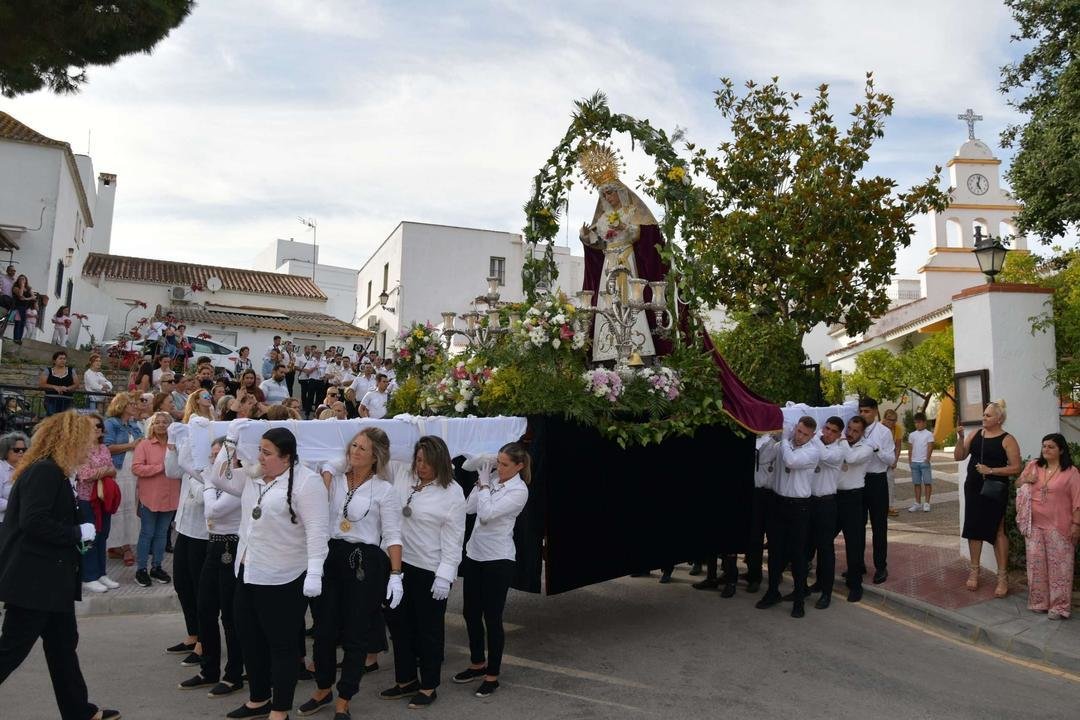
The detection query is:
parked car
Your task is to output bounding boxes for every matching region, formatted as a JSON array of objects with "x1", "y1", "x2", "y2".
[{"x1": 110, "y1": 335, "x2": 241, "y2": 375}]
